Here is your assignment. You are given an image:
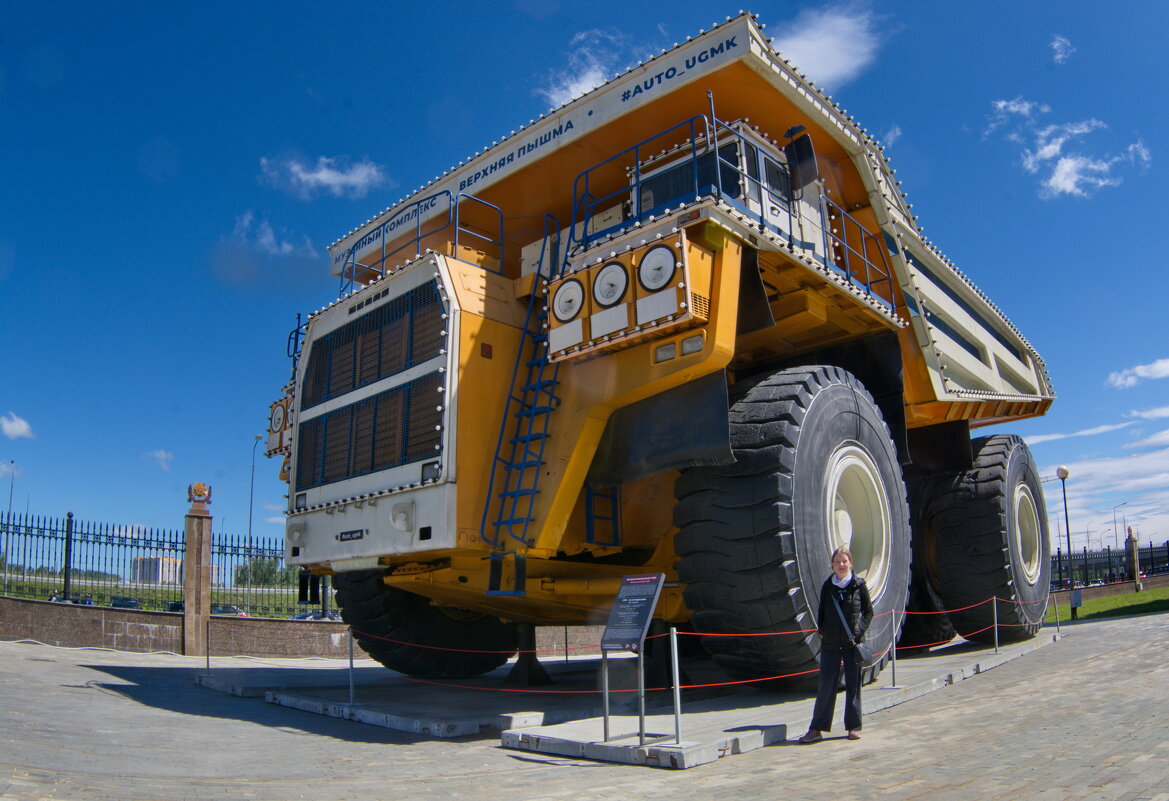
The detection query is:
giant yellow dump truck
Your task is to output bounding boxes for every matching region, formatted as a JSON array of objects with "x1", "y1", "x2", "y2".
[{"x1": 266, "y1": 13, "x2": 1054, "y2": 683}]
